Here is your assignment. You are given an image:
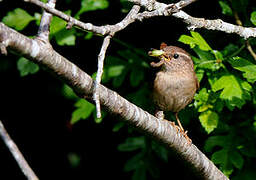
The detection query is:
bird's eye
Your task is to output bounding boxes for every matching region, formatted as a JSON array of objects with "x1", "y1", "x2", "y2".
[{"x1": 173, "y1": 53, "x2": 179, "y2": 59}]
